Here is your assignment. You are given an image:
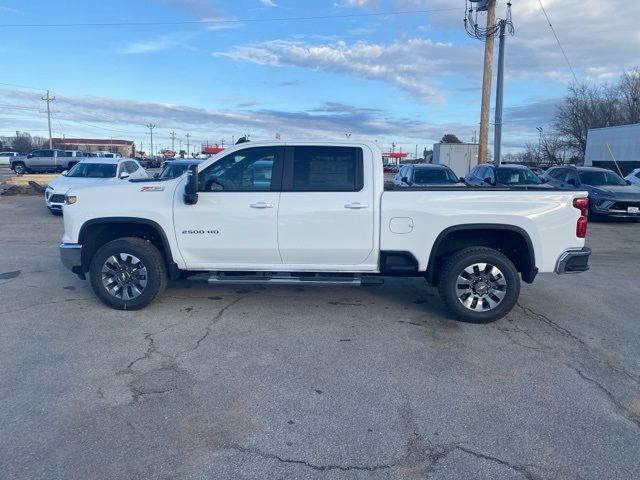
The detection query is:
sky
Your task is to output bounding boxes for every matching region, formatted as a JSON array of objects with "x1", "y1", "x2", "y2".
[{"x1": 0, "y1": 0, "x2": 638, "y2": 155}]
